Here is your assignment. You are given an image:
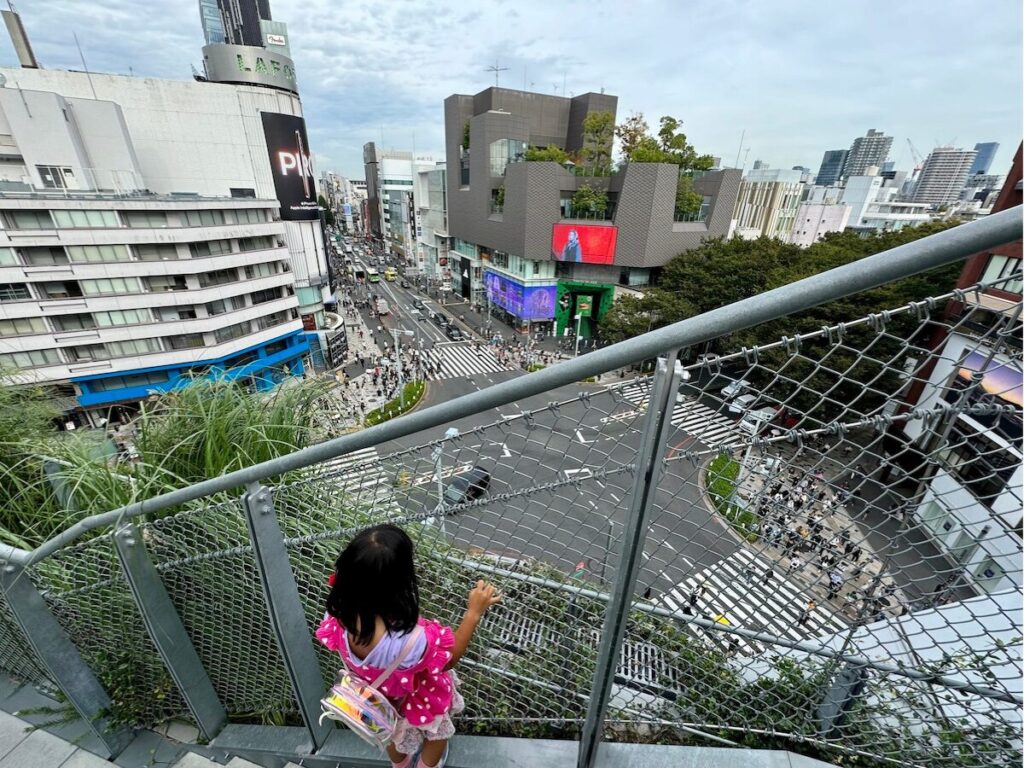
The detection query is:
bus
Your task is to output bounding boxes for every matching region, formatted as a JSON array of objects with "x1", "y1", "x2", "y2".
[
  {"x1": 367, "y1": 268, "x2": 380, "y2": 283},
  {"x1": 384, "y1": 267, "x2": 397, "y2": 282}
]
